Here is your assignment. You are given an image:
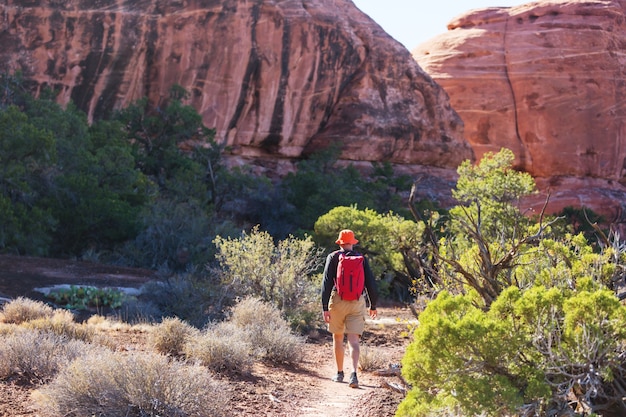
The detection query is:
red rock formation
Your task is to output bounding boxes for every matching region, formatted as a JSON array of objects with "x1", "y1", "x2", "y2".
[
  {"x1": 0, "y1": 0, "x2": 471, "y2": 173},
  {"x1": 413, "y1": 0, "x2": 626, "y2": 224}
]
